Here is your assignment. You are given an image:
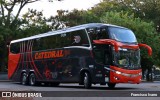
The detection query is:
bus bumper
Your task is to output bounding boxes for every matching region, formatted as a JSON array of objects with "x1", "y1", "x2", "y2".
[{"x1": 109, "y1": 66, "x2": 142, "y2": 84}]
